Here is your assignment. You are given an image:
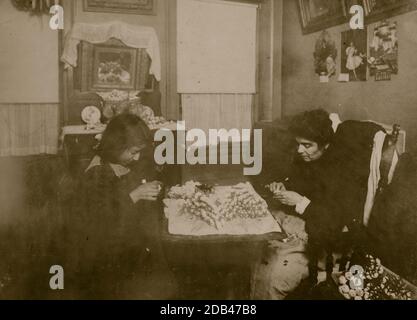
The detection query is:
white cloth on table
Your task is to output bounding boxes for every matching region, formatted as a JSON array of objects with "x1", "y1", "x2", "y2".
[{"x1": 61, "y1": 21, "x2": 161, "y2": 81}]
